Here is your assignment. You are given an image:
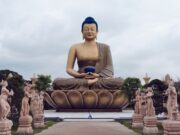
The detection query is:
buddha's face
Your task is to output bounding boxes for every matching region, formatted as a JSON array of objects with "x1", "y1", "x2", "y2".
[{"x1": 82, "y1": 23, "x2": 97, "y2": 41}]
